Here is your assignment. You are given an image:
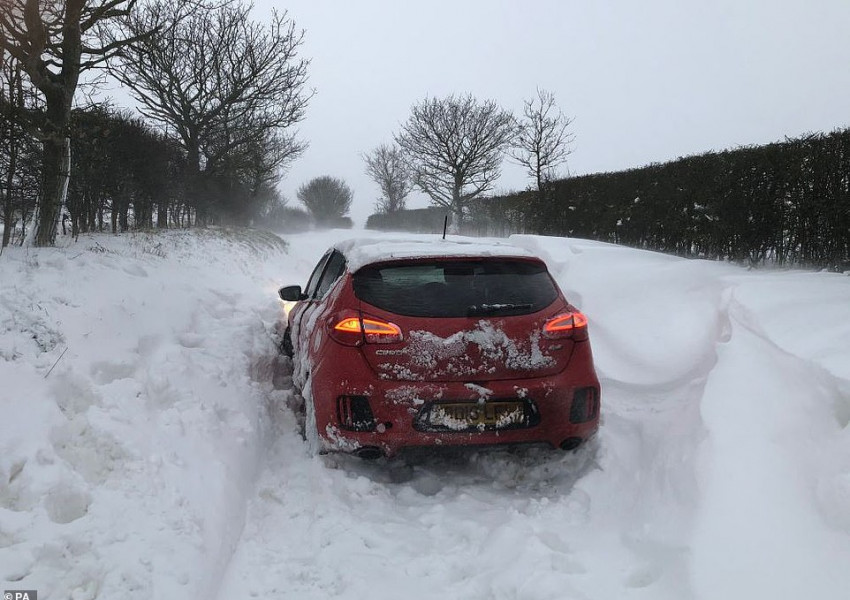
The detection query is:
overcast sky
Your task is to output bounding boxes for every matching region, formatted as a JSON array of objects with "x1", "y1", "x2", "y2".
[{"x1": 253, "y1": 0, "x2": 850, "y2": 224}]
